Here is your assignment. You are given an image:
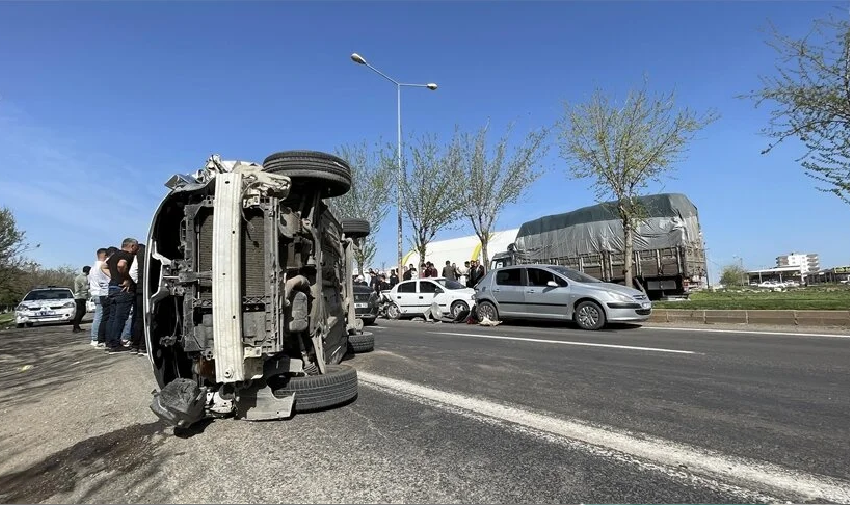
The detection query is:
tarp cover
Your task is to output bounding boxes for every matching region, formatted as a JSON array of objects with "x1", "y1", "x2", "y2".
[{"x1": 514, "y1": 193, "x2": 702, "y2": 260}]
